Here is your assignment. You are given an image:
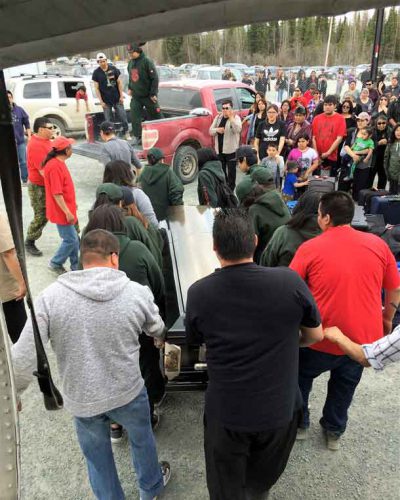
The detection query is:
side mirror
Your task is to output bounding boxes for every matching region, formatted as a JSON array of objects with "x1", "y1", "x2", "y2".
[{"x1": 190, "y1": 107, "x2": 212, "y2": 117}]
